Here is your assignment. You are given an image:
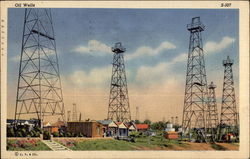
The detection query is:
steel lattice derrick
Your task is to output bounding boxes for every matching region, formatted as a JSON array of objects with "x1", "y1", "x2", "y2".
[
  {"x1": 14, "y1": 9, "x2": 65, "y2": 127},
  {"x1": 182, "y1": 17, "x2": 208, "y2": 139},
  {"x1": 206, "y1": 82, "x2": 219, "y2": 141},
  {"x1": 219, "y1": 56, "x2": 238, "y2": 136},
  {"x1": 107, "y1": 42, "x2": 131, "y2": 122}
]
